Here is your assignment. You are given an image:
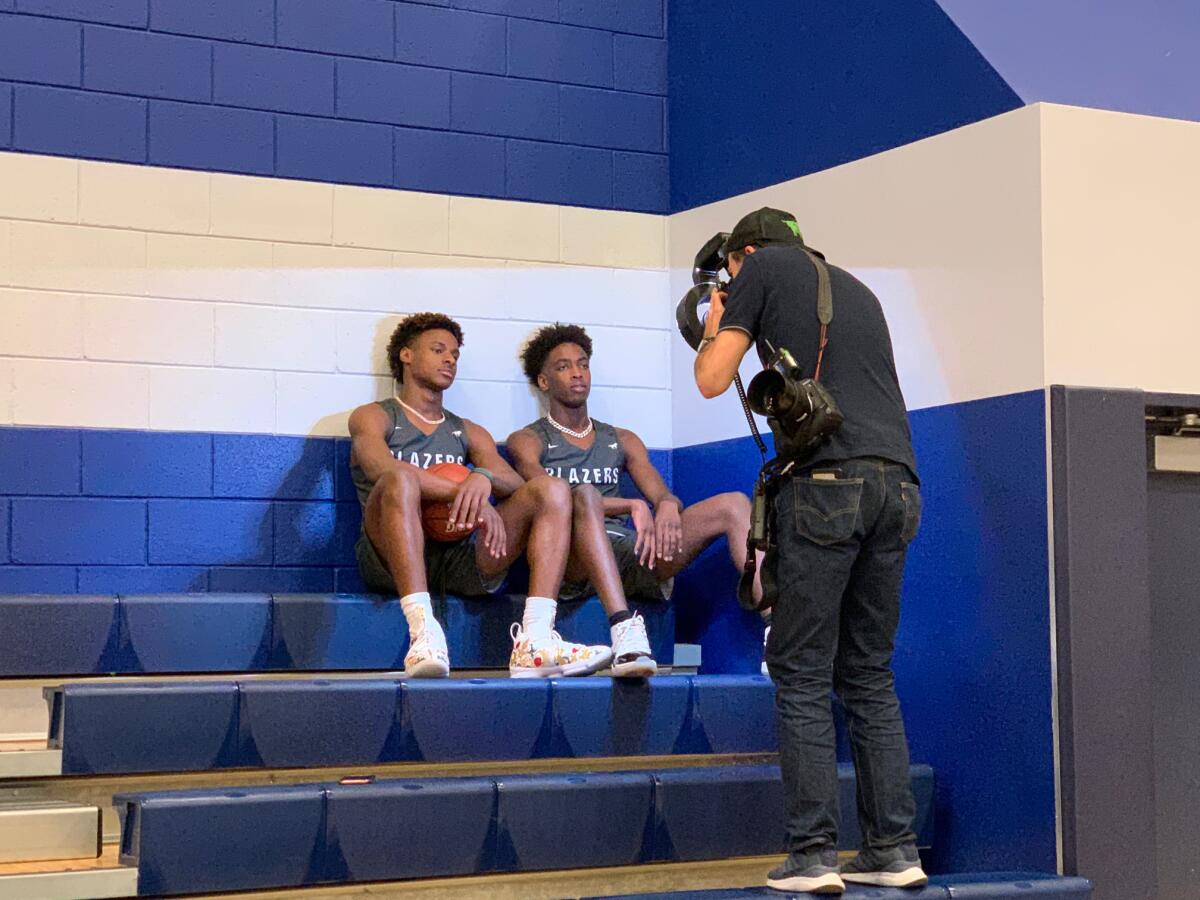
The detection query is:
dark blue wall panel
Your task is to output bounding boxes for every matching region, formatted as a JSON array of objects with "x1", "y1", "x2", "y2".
[
  {"x1": 395, "y1": 4, "x2": 506, "y2": 75},
  {"x1": 393, "y1": 126, "x2": 506, "y2": 197},
  {"x1": 148, "y1": 100, "x2": 275, "y2": 174},
  {"x1": 336, "y1": 58, "x2": 450, "y2": 129},
  {"x1": 213, "y1": 43, "x2": 336, "y2": 116},
  {"x1": 83, "y1": 25, "x2": 212, "y2": 102},
  {"x1": 149, "y1": 0, "x2": 273, "y2": 43},
  {"x1": 506, "y1": 139, "x2": 613, "y2": 208},
  {"x1": 560, "y1": 0, "x2": 663, "y2": 37},
  {"x1": 83, "y1": 431, "x2": 211, "y2": 498},
  {"x1": 77, "y1": 566, "x2": 209, "y2": 593},
  {"x1": 0, "y1": 13, "x2": 82, "y2": 85},
  {"x1": 149, "y1": 499, "x2": 273, "y2": 565},
  {"x1": 667, "y1": 0, "x2": 1021, "y2": 211},
  {"x1": 12, "y1": 498, "x2": 146, "y2": 565},
  {"x1": 561, "y1": 86, "x2": 664, "y2": 152},
  {"x1": 0, "y1": 1, "x2": 668, "y2": 211},
  {"x1": 0, "y1": 500, "x2": 8, "y2": 564},
  {"x1": 213, "y1": 434, "x2": 334, "y2": 501},
  {"x1": 209, "y1": 566, "x2": 334, "y2": 593},
  {"x1": 0, "y1": 427, "x2": 80, "y2": 495},
  {"x1": 0, "y1": 565, "x2": 78, "y2": 593},
  {"x1": 276, "y1": 0, "x2": 394, "y2": 61},
  {"x1": 276, "y1": 114, "x2": 393, "y2": 187},
  {"x1": 451, "y1": 72, "x2": 559, "y2": 141},
  {"x1": 507, "y1": 19, "x2": 614, "y2": 88},
  {"x1": 614, "y1": 34, "x2": 667, "y2": 94},
  {"x1": 0, "y1": 84, "x2": 11, "y2": 147},
  {"x1": 13, "y1": 84, "x2": 147, "y2": 161},
  {"x1": 17, "y1": 0, "x2": 147, "y2": 27}
]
